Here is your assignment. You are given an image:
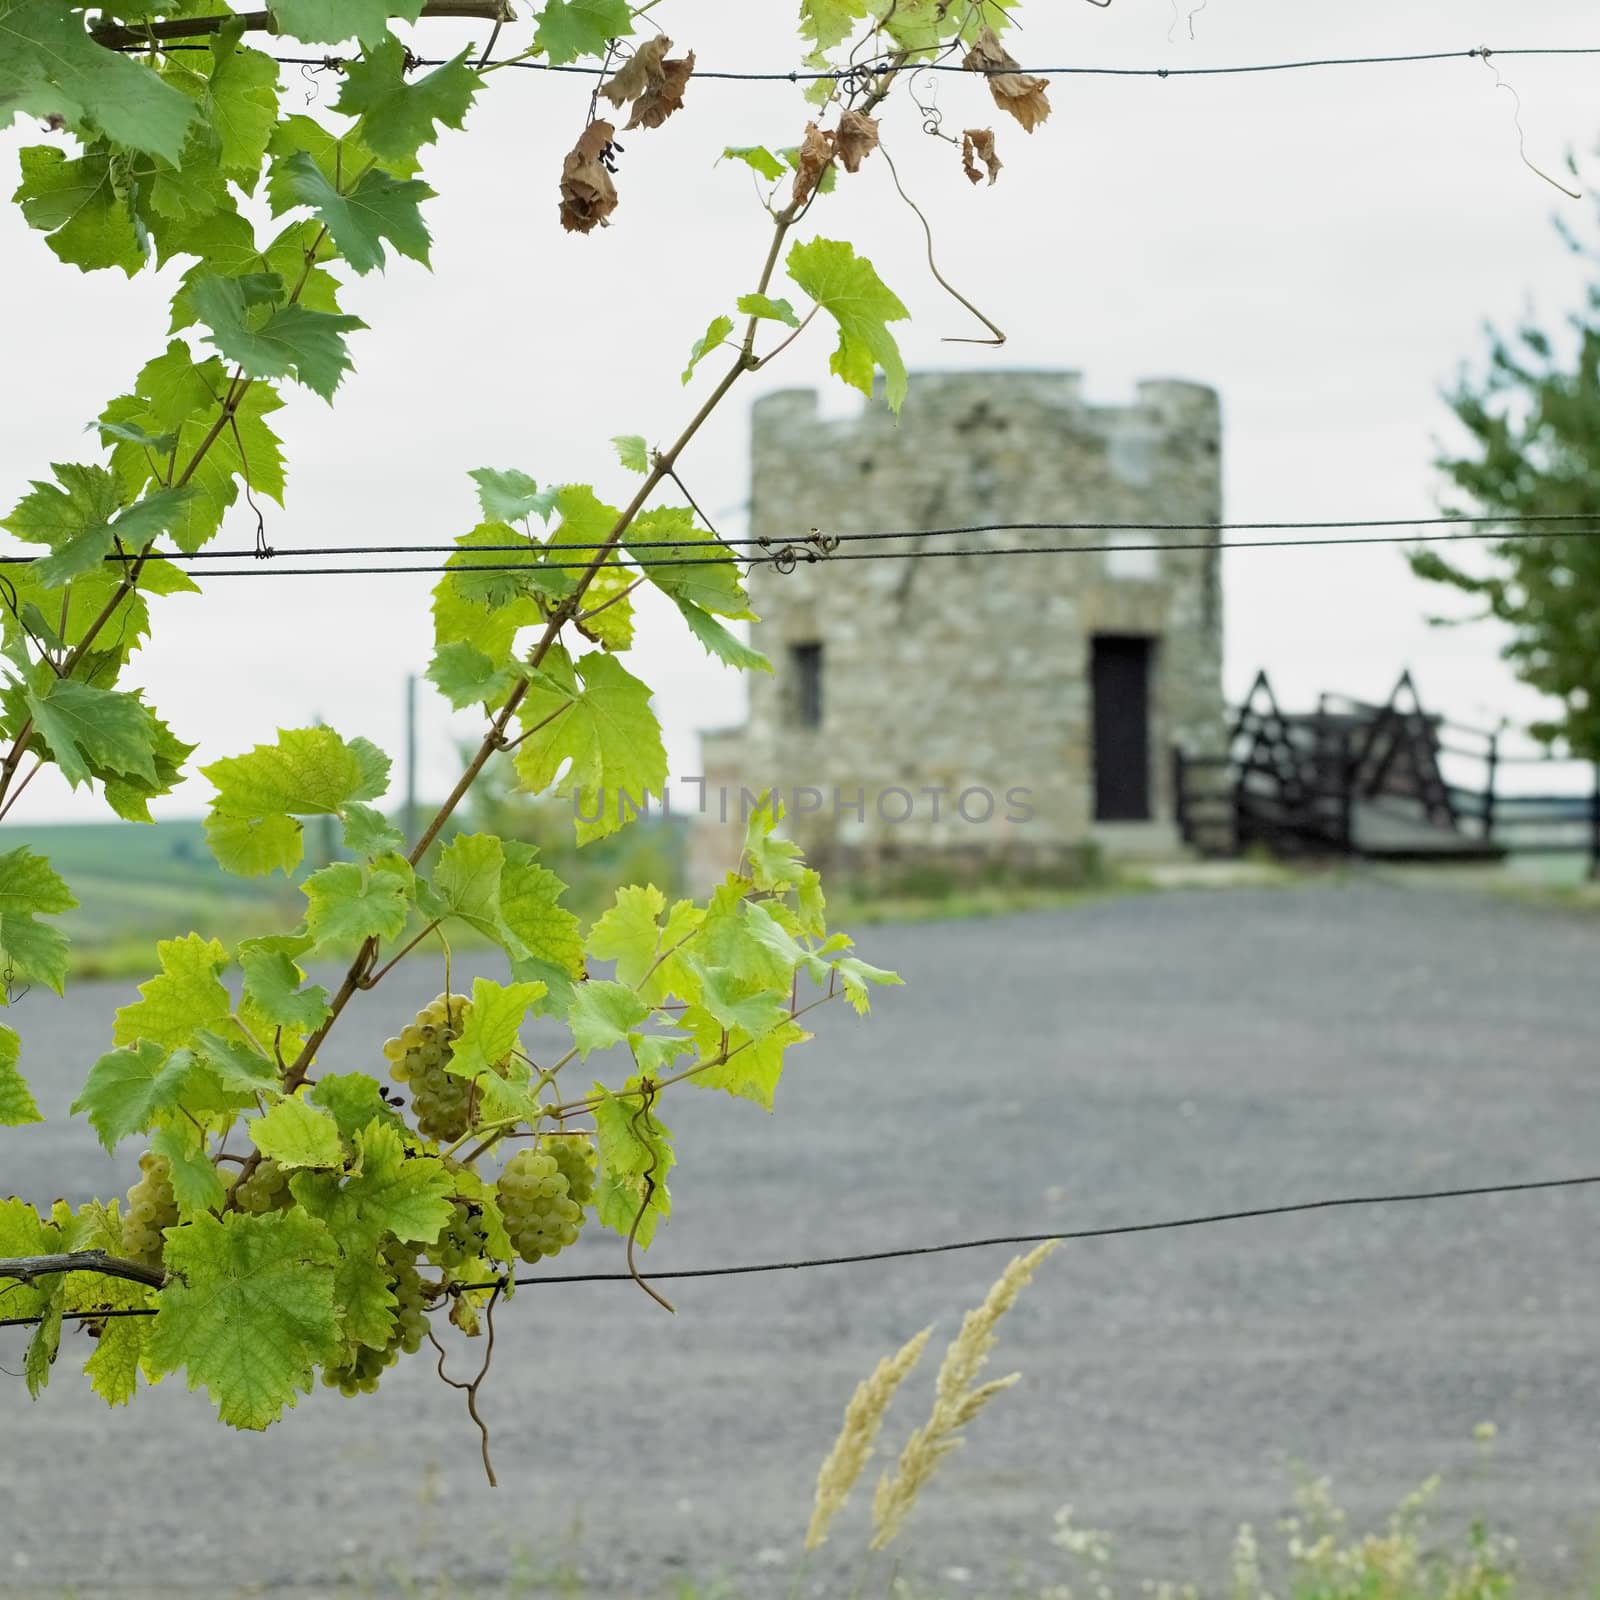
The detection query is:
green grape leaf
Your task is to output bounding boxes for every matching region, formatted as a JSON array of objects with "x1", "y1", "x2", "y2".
[
  {"x1": 831, "y1": 951, "x2": 903, "y2": 1014},
  {"x1": 22, "y1": 672, "x2": 161, "y2": 789},
  {"x1": 204, "y1": 811, "x2": 302, "y2": 878},
  {"x1": 72, "y1": 1209, "x2": 154, "y2": 1405},
  {"x1": 592, "y1": 1084, "x2": 672, "y2": 1247},
  {"x1": 100, "y1": 712, "x2": 196, "y2": 825},
  {"x1": 446, "y1": 521, "x2": 569, "y2": 608},
  {"x1": 675, "y1": 598, "x2": 773, "y2": 673},
  {"x1": 12, "y1": 145, "x2": 145, "y2": 275},
  {"x1": 0, "y1": 1022, "x2": 41, "y2": 1126},
  {"x1": 309, "y1": 1073, "x2": 403, "y2": 1142},
  {"x1": 431, "y1": 572, "x2": 544, "y2": 674},
  {"x1": 611, "y1": 434, "x2": 649, "y2": 473},
  {"x1": 0, "y1": 1198, "x2": 54, "y2": 1334},
  {"x1": 468, "y1": 466, "x2": 557, "y2": 524},
  {"x1": 738, "y1": 292, "x2": 801, "y2": 328},
  {"x1": 686, "y1": 961, "x2": 792, "y2": 1040},
  {"x1": 513, "y1": 645, "x2": 668, "y2": 844},
  {"x1": 0, "y1": 846, "x2": 76, "y2": 1001},
  {"x1": 626, "y1": 505, "x2": 752, "y2": 618},
  {"x1": 111, "y1": 933, "x2": 231, "y2": 1050},
  {"x1": 786, "y1": 236, "x2": 910, "y2": 411},
  {"x1": 627, "y1": 1030, "x2": 695, "y2": 1077},
  {"x1": 721, "y1": 145, "x2": 786, "y2": 182},
  {"x1": 499, "y1": 840, "x2": 585, "y2": 981},
  {"x1": 203, "y1": 726, "x2": 387, "y2": 877},
  {"x1": 268, "y1": 0, "x2": 424, "y2": 47},
  {"x1": 744, "y1": 797, "x2": 807, "y2": 889},
  {"x1": 302, "y1": 854, "x2": 414, "y2": 948},
  {"x1": 544, "y1": 485, "x2": 630, "y2": 646},
  {"x1": 567, "y1": 979, "x2": 651, "y2": 1058},
  {"x1": 0, "y1": 3, "x2": 197, "y2": 162},
  {"x1": 291, "y1": 1122, "x2": 449, "y2": 1346},
  {"x1": 25, "y1": 1278, "x2": 64, "y2": 1397},
  {"x1": 586, "y1": 883, "x2": 667, "y2": 988},
  {"x1": 341, "y1": 803, "x2": 406, "y2": 861},
  {"x1": 99, "y1": 341, "x2": 287, "y2": 551},
  {"x1": 189, "y1": 273, "x2": 367, "y2": 401},
  {"x1": 800, "y1": 0, "x2": 871, "y2": 51},
  {"x1": 427, "y1": 832, "x2": 515, "y2": 948},
  {"x1": 249, "y1": 1092, "x2": 344, "y2": 1170},
  {"x1": 147, "y1": 1210, "x2": 341, "y2": 1430},
  {"x1": 294, "y1": 1120, "x2": 451, "y2": 1245},
  {"x1": 333, "y1": 40, "x2": 480, "y2": 161},
  {"x1": 267, "y1": 150, "x2": 433, "y2": 276},
  {"x1": 203, "y1": 23, "x2": 280, "y2": 183},
  {"x1": 70, "y1": 1040, "x2": 195, "y2": 1150},
  {"x1": 684, "y1": 1008, "x2": 808, "y2": 1109},
  {"x1": 426, "y1": 639, "x2": 518, "y2": 711},
  {"x1": 150, "y1": 1124, "x2": 229, "y2": 1220},
  {"x1": 533, "y1": 0, "x2": 634, "y2": 64},
  {"x1": 190, "y1": 1029, "x2": 281, "y2": 1098},
  {"x1": 682, "y1": 313, "x2": 734, "y2": 384},
  {"x1": 444, "y1": 977, "x2": 545, "y2": 1081},
  {"x1": 4, "y1": 463, "x2": 193, "y2": 589}
]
